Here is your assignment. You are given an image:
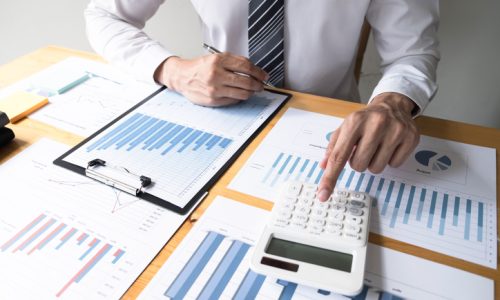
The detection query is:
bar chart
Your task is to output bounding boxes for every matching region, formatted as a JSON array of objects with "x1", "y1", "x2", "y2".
[
  {"x1": 0, "y1": 213, "x2": 126, "y2": 298},
  {"x1": 65, "y1": 89, "x2": 287, "y2": 208},
  {"x1": 140, "y1": 197, "x2": 492, "y2": 300},
  {"x1": 0, "y1": 139, "x2": 191, "y2": 299},
  {"x1": 237, "y1": 147, "x2": 495, "y2": 268},
  {"x1": 229, "y1": 108, "x2": 496, "y2": 268}
]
